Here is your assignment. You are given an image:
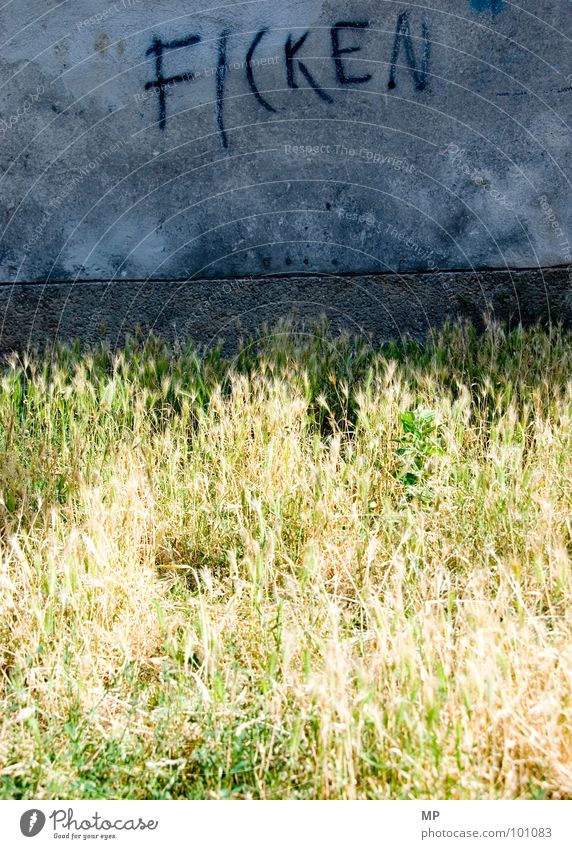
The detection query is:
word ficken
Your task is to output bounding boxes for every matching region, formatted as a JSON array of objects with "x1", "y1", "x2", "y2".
[{"x1": 144, "y1": 13, "x2": 431, "y2": 147}]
